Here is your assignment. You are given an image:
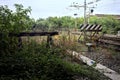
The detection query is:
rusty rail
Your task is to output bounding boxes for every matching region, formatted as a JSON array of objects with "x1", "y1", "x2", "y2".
[{"x1": 98, "y1": 34, "x2": 120, "y2": 51}]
